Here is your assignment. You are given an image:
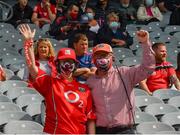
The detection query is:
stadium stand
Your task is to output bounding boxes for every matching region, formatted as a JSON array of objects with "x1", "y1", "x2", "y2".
[
  {"x1": 0, "y1": 0, "x2": 179, "y2": 133},
  {"x1": 145, "y1": 103, "x2": 179, "y2": 121}
]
